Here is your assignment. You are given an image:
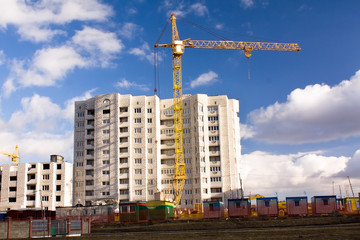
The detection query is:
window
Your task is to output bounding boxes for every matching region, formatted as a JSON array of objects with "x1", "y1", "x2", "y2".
[
  {"x1": 56, "y1": 174, "x2": 61, "y2": 180},
  {"x1": 208, "y1": 116, "x2": 219, "y2": 121},
  {"x1": 295, "y1": 200, "x2": 300, "y2": 207},
  {"x1": 85, "y1": 191, "x2": 94, "y2": 196},
  {"x1": 76, "y1": 151, "x2": 84, "y2": 157},
  {"x1": 202, "y1": 178, "x2": 208, "y2": 183},
  {"x1": 119, "y1": 179, "x2": 129, "y2": 184},
  {"x1": 147, "y1": 108, "x2": 152, "y2": 113},
  {"x1": 103, "y1": 160, "x2": 110, "y2": 164},
  {"x1": 103, "y1": 109, "x2": 110, "y2": 114},
  {"x1": 147, "y1": 118, "x2": 152, "y2": 123},
  {"x1": 103, "y1": 129, "x2": 110, "y2": 134},
  {"x1": 211, "y1": 177, "x2": 222, "y2": 182},
  {"x1": 183, "y1": 109, "x2": 189, "y2": 115},
  {"x1": 56, "y1": 196, "x2": 61, "y2": 202},
  {"x1": 56, "y1": 185, "x2": 61, "y2": 191},
  {"x1": 119, "y1": 127, "x2": 128, "y2": 133},
  {"x1": 120, "y1": 158, "x2": 128, "y2": 164},
  {"x1": 135, "y1": 169, "x2": 142, "y2": 174},
  {"x1": 86, "y1": 180, "x2": 94, "y2": 186},
  {"x1": 148, "y1": 190, "x2": 154, "y2": 195},
  {"x1": 210, "y1": 166, "x2": 221, "y2": 172},
  {"x1": 147, "y1": 128, "x2": 152, "y2": 133},
  {"x1": 147, "y1": 138, "x2": 152, "y2": 144},
  {"x1": 102, "y1": 181, "x2": 110, "y2": 185},
  {"x1": 102, "y1": 192, "x2": 110, "y2": 196},
  {"x1": 209, "y1": 126, "x2": 219, "y2": 131},
  {"x1": 203, "y1": 188, "x2": 208, "y2": 194},
  {"x1": 43, "y1": 164, "x2": 50, "y2": 170},
  {"x1": 135, "y1": 118, "x2": 141, "y2": 123},
  {"x1": 265, "y1": 200, "x2": 270, "y2": 207},
  {"x1": 120, "y1": 190, "x2": 129, "y2": 195},
  {"x1": 134, "y1": 108, "x2": 141, "y2": 113},
  {"x1": 57, "y1": 164, "x2": 61, "y2": 170},
  {"x1": 102, "y1": 139, "x2": 110, "y2": 145},
  {"x1": 43, "y1": 175, "x2": 49, "y2": 180},
  {"x1": 183, "y1": 118, "x2": 190, "y2": 124},
  {"x1": 148, "y1": 169, "x2": 153, "y2": 174},
  {"x1": 77, "y1": 112, "x2": 85, "y2": 118},
  {"x1": 208, "y1": 106, "x2": 218, "y2": 111},
  {"x1": 120, "y1": 168, "x2": 129, "y2": 173},
  {"x1": 148, "y1": 179, "x2": 154, "y2": 185},
  {"x1": 209, "y1": 136, "x2": 219, "y2": 141},
  {"x1": 134, "y1": 138, "x2": 142, "y2": 143},
  {"x1": 135, "y1": 179, "x2": 142, "y2": 185},
  {"x1": 211, "y1": 188, "x2": 222, "y2": 193},
  {"x1": 77, "y1": 121, "x2": 84, "y2": 127},
  {"x1": 9, "y1": 187, "x2": 16, "y2": 191},
  {"x1": 134, "y1": 128, "x2": 141, "y2": 133},
  {"x1": 148, "y1": 148, "x2": 153, "y2": 154},
  {"x1": 42, "y1": 185, "x2": 49, "y2": 191},
  {"x1": 10, "y1": 176, "x2": 17, "y2": 181},
  {"x1": 103, "y1": 119, "x2": 110, "y2": 124},
  {"x1": 9, "y1": 198, "x2": 16, "y2": 202},
  {"x1": 135, "y1": 158, "x2": 142, "y2": 164},
  {"x1": 27, "y1": 195, "x2": 35, "y2": 201},
  {"x1": 42, "y1": 196, "x2": 49, "y2": 201},
  {"x1": 120, "y1": 107, "x2": 128, "y2": 113},
  {"x1": 135, "y1": 190, "x2": 142, "y2": 195},
  {"x1": 103, "y1": 150, "x2": 110, "y2": 154},
  {"x1": 27, "y1": 185, "x2": 36, "y2": 190},
  {"x1": 148, "y1": 159, "x2": 153, "y2": 164},
  {"x1": 134, "y1": 148, "x2": 142, "y2": 154},
  {"x1": 103, "y1": 170, "x2": 110, "y2": 175},
  {"x1": 323, "y1": 199, "x2": 329, "y2": 205}
]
